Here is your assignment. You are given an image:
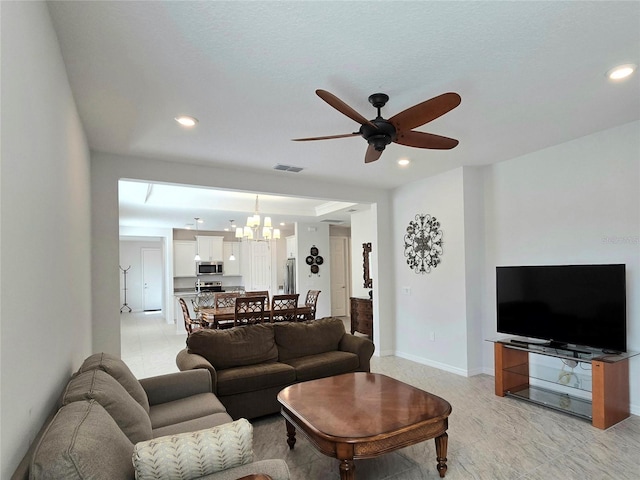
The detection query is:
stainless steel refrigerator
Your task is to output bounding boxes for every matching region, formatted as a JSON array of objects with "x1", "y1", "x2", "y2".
[{"x1": 284, "y1": 258, "x2": 296, "y2": 294}]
